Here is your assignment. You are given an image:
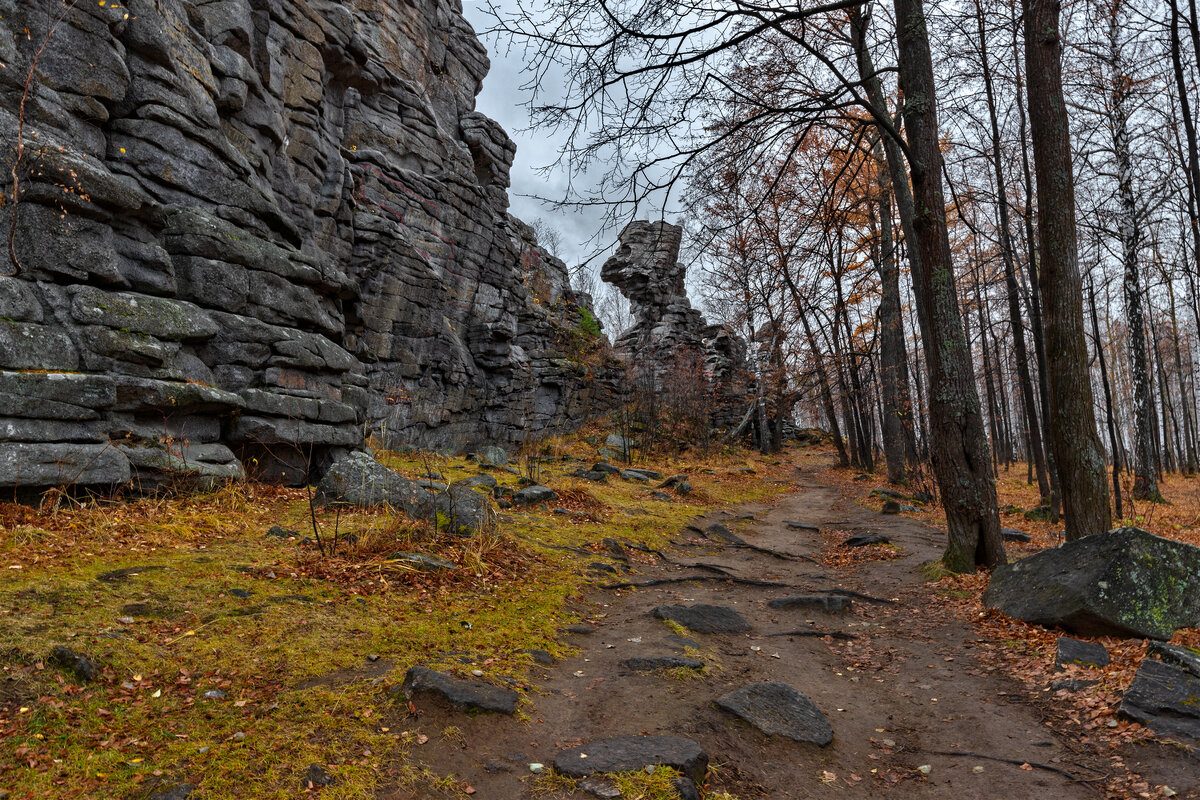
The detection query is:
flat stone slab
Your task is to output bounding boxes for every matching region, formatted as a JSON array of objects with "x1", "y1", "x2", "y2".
[
  {"x1": 843, "y1": 532, "x2": 889, "y2": 547},
  {"x1": 1055, "y1": 637, "x2": 1109, "y2": 669},
  {"x1": 1118, "y1": 657, "x2": 1200, "y2": 740},
  {"x1": 653, "y1": 604, "x2": 751, "y2": 634},
  {"x1": 399, "y1": 666, "x2": 518, "y2": 714},
  {"x1": 784, "y1": 521, "x2": 820, "y2": 532},
  {"x1": 716, "y1": 682, "x2": 833, "y2": 745},
  {"x1": 767, "y1": 595, "x2": 852, "y2": 613},
  {"x1": 620, "y1": 656, "x2": 704, "y2": 672},
  {"x1": 512, "y1": 485, "x2": 558, "y2": 505},
  {"x1": 553, "y1": 735, "x2": 709, "y2": 783}
]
